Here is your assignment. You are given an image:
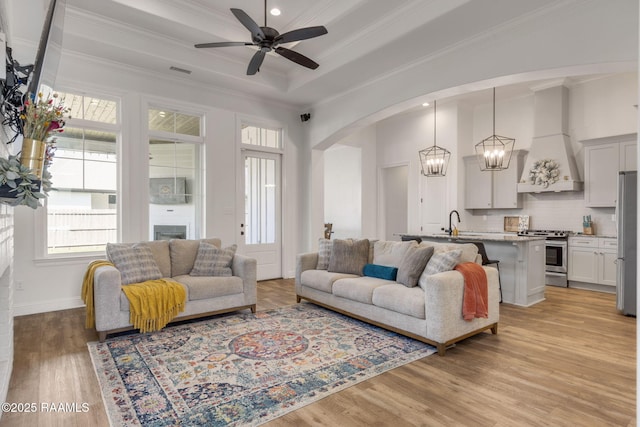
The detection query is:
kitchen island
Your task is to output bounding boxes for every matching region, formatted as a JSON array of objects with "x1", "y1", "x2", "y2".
[{"x1": 404, "y1": 232, "x2": 546, "y2": 306}]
